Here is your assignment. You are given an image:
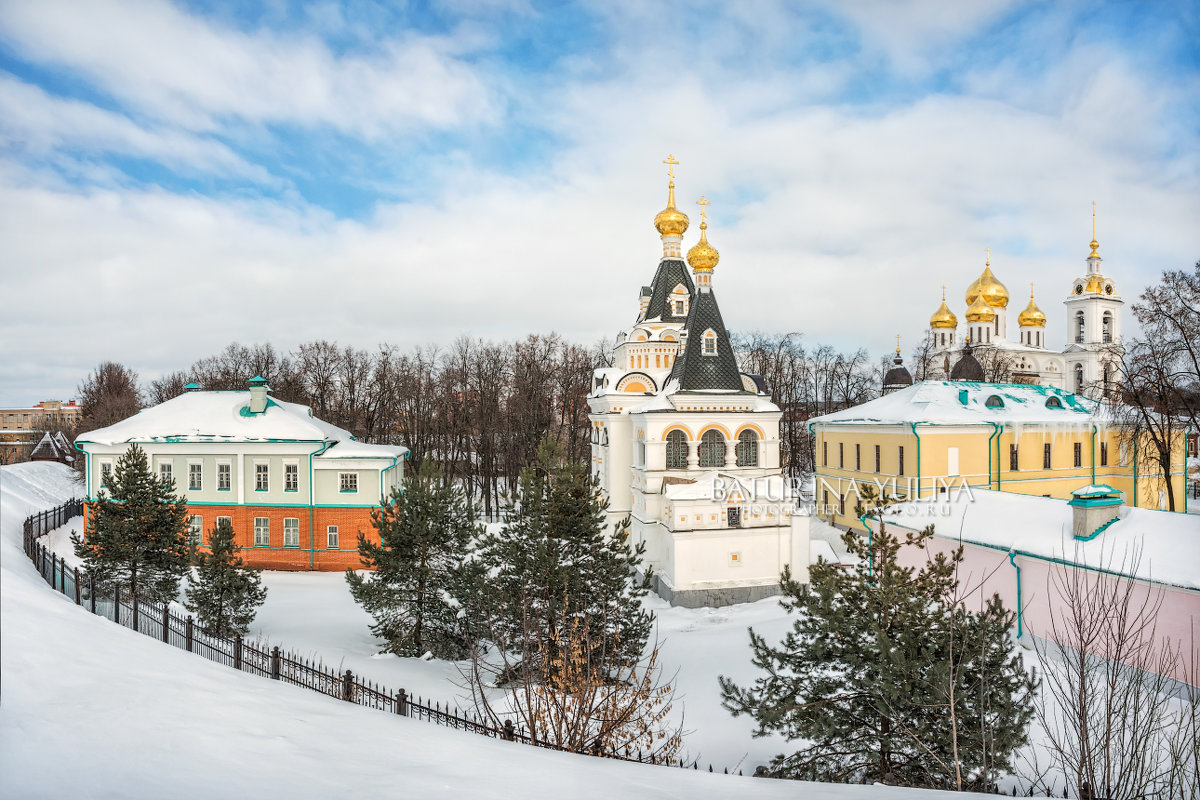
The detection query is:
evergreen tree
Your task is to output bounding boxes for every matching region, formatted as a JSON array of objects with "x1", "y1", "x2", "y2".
[
  {"x1": 720, "y1": 485, "x2": 1035, "y2": 788},
  {"x1": 477, "y1": 438, "x2": 652, "y2": 680},
  {"x1": 72, "y1": 443, "x2": 191, "y2": 606},
  {"x1": 185, "y1": 518, "x2": 267, "y2": 638},
  {"x1": 346, "y1": 462, "x2": 482, "y2": 659}
]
